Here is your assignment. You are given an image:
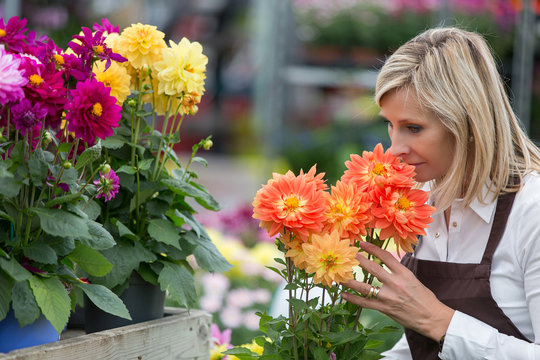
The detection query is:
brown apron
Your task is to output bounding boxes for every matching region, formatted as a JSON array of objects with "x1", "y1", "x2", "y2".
[{"x1": 401, "y1": 192, "x2": 530, "y2": 359}]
